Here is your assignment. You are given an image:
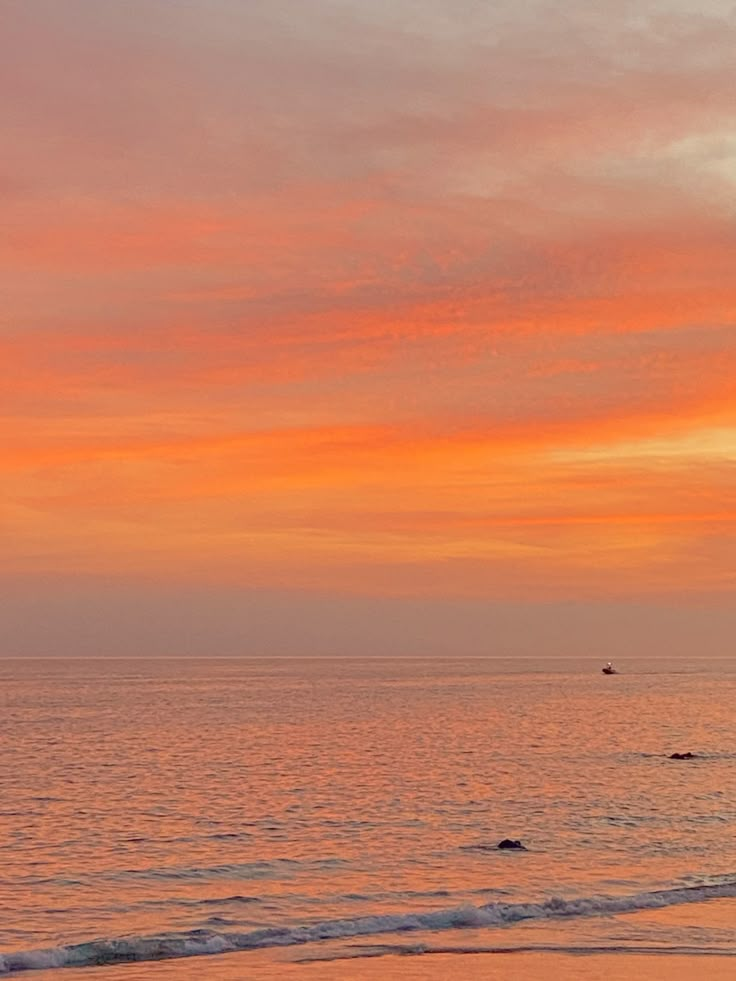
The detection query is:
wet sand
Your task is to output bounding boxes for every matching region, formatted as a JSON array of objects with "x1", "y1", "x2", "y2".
[{"x1": 24, "y1": 949, "x2": 735, "y2": 981}]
